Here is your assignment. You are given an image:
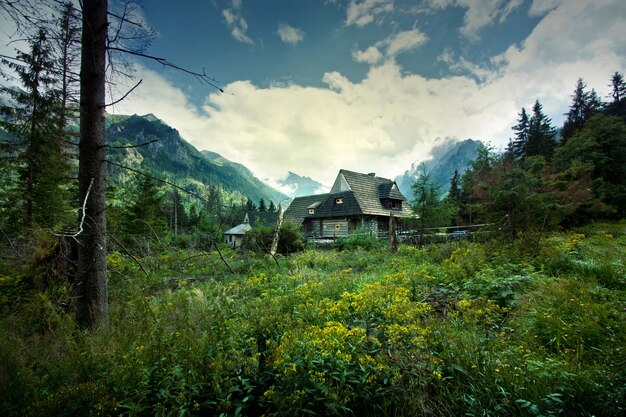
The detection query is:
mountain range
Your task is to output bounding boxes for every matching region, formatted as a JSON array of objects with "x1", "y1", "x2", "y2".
[
  {"x1": 3, "y1": 111, "x2": 484, "y2": 207},
  {"x1": 105, "y1": 113, "x2": 288, "y2": 205},
  {"x1": 395, "y1": 138, "x2": 484, "y2": 200},
  {"x1": 277, "y1": 171, "x2": 328, "y2": 198}
]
